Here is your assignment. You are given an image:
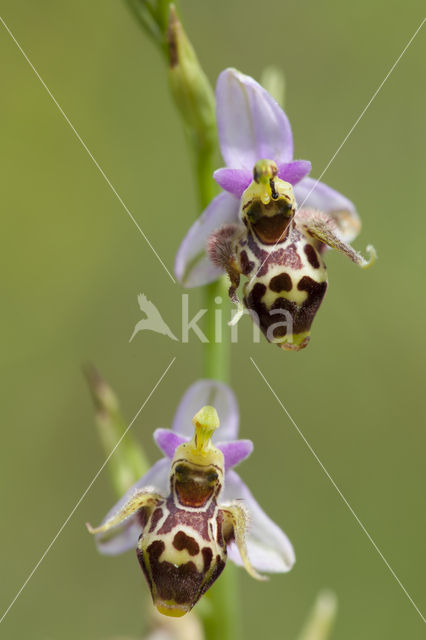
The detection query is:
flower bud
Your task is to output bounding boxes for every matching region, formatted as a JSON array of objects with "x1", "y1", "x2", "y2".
[{"x1": 167, "y1": 6, "x2": 216, "y2": 158}]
